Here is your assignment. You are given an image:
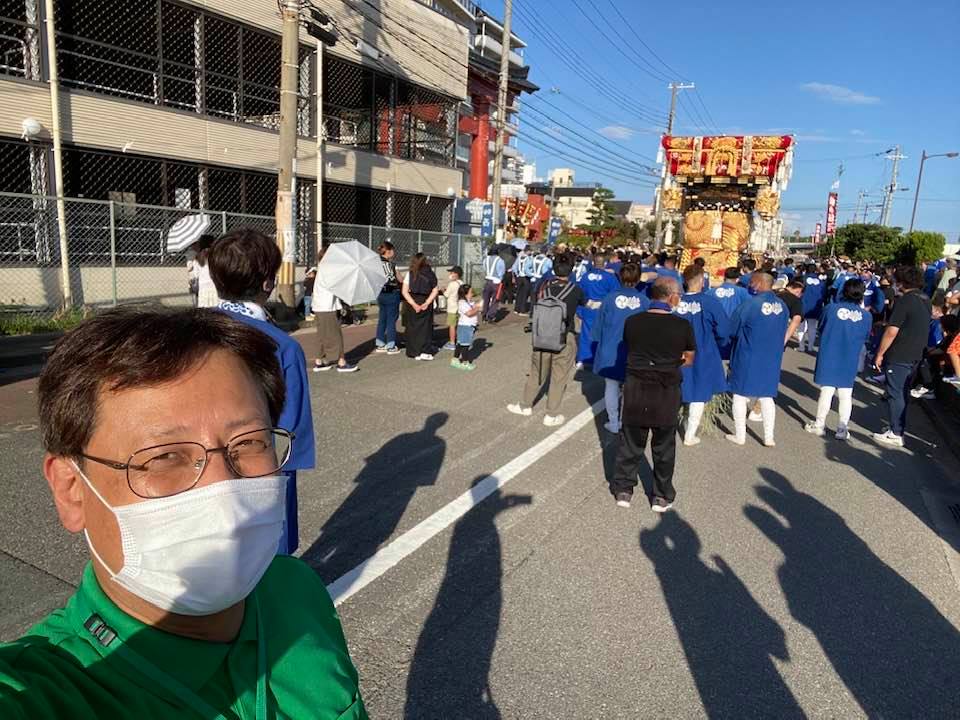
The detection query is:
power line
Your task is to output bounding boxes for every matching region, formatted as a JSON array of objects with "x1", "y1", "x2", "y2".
[
  {"x1": 573, "y1": 0, "x2": 672, "y2": 85},
  {"x1": 518, "y1": 126, "x2": 658, "y2": 183},
  {"x1": 520, "y1": 133, "x2": 659, "y2": 187},
  {"x1": 511, "y1": 0, "x2": 667, "y2": 124},
  {"x1": 520, "y1": 100, "x2": 658, "y2": 168},
  {"x1": 533, "y1": 89, "x2": 663, "y2": 141},
  {"x1": 603, "y1": 0, "x2": 686, "y2": 81},
  {"x1": 691, "y1": 88, "x2": 720, "y2": 134}
]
